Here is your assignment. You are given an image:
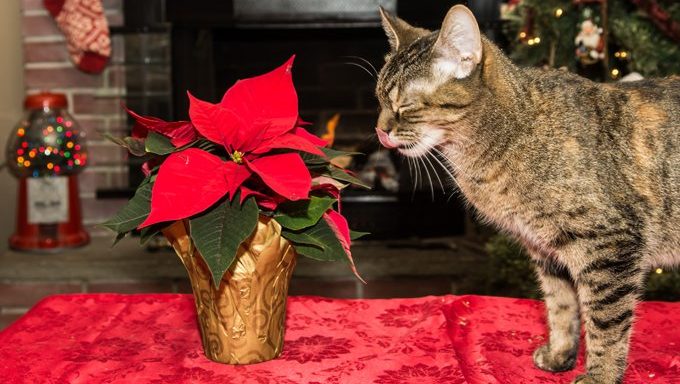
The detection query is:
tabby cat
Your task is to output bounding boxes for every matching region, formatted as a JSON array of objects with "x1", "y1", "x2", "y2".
[{"x1": 375, "y1": 5, "x2": 679, "y2": 384}]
